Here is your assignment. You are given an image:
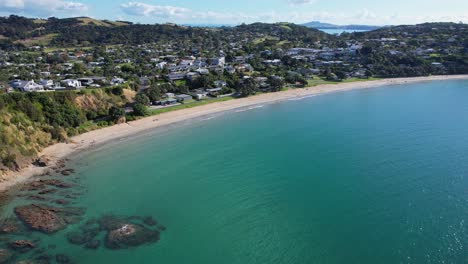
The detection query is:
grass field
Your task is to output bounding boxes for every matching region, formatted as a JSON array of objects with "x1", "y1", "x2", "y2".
[{"x1": 150, "y1": 96, "x2": 235, "y2": 115}]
